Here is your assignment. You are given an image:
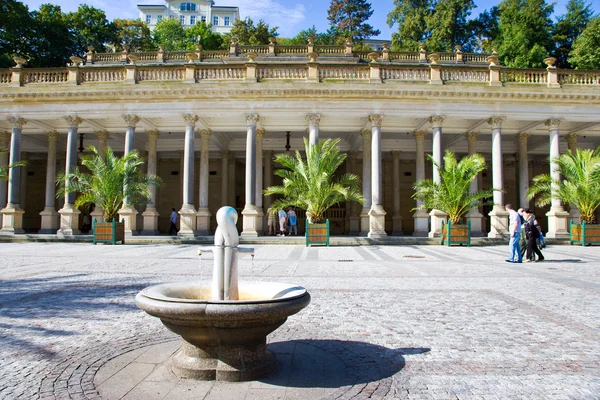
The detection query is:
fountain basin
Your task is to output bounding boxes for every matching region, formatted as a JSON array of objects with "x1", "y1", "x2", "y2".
[{"x1": 136, "y1": 282, "x2": 311, "y2": 381}]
